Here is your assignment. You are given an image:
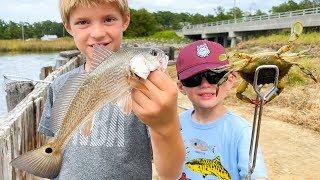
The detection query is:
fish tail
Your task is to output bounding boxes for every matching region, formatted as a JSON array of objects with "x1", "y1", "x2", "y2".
[{"x1": 10, "y1": 143, "x2": 62, "y2": 178}]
